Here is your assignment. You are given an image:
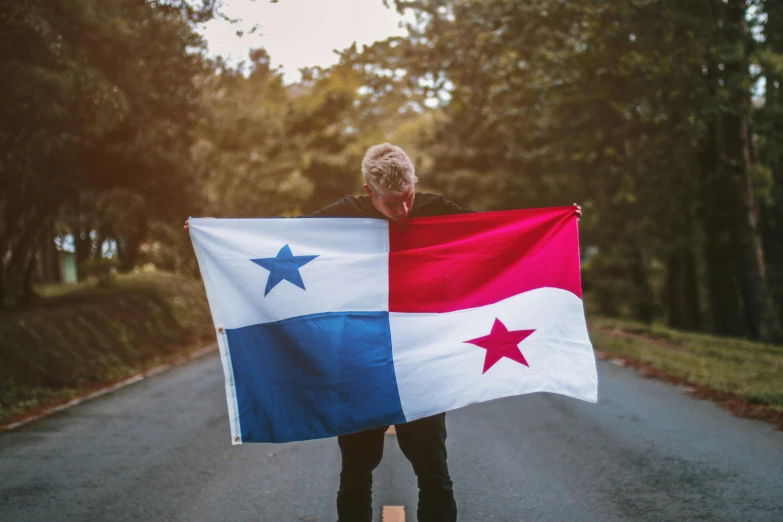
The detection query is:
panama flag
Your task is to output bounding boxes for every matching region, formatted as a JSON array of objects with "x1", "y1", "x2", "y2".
[{"x1": 189, "y1": 207, "x2": 597, "y2": 444}]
